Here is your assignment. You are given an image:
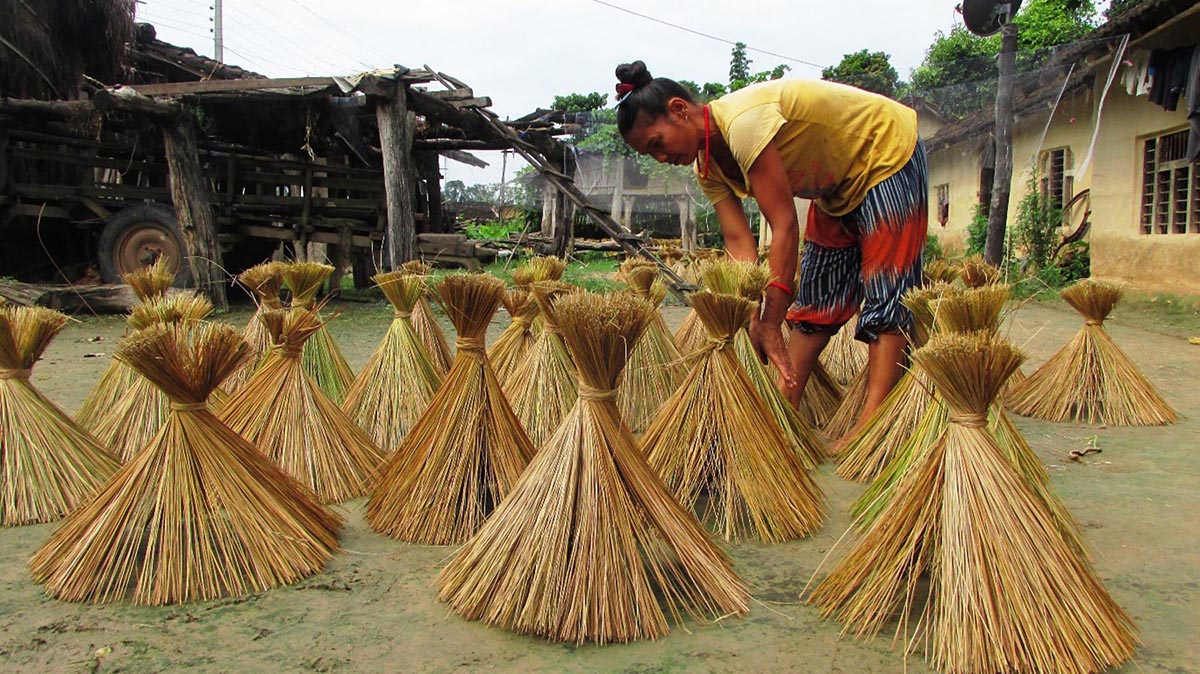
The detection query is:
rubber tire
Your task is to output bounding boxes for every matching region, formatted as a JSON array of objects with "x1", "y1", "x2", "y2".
[{"x1": 97, "y1": 203, "x2": 193, "y2": 287}]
